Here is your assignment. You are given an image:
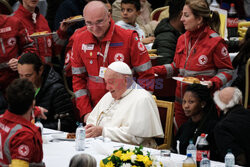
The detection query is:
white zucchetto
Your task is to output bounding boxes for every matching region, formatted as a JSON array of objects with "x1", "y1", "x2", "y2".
[{"x1": 108, "y1": 61, "x2": 132, "y2": 75}]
